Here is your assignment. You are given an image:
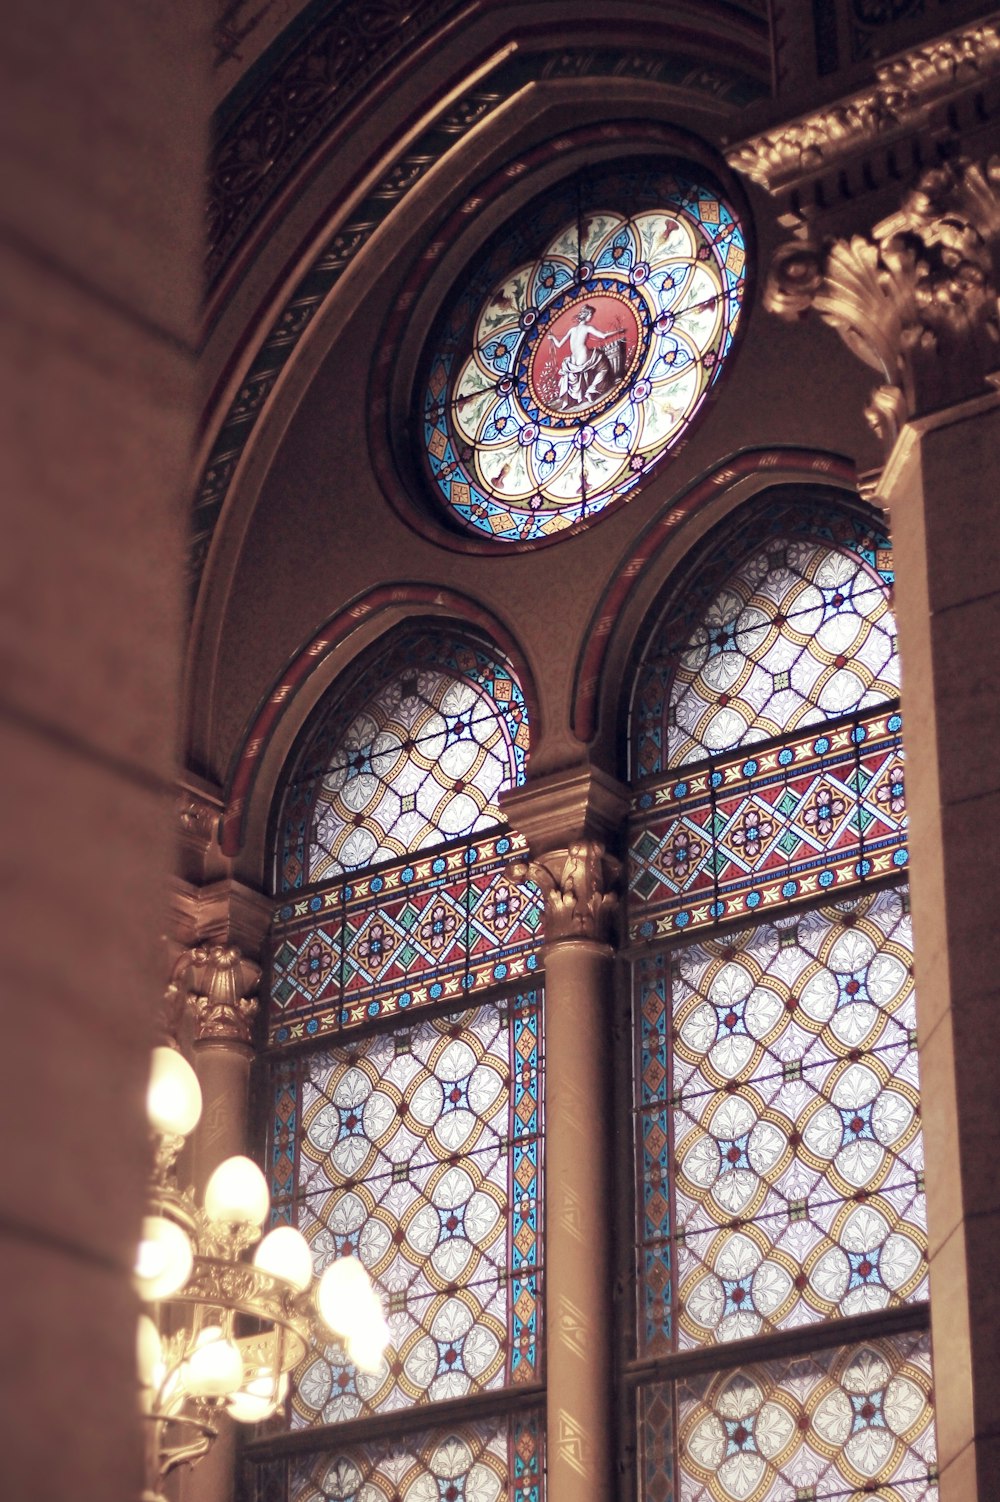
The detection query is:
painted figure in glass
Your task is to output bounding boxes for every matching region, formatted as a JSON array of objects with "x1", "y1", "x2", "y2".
[{"x1": 546, "y1": 300, "x2": 628, "y2": 410}]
